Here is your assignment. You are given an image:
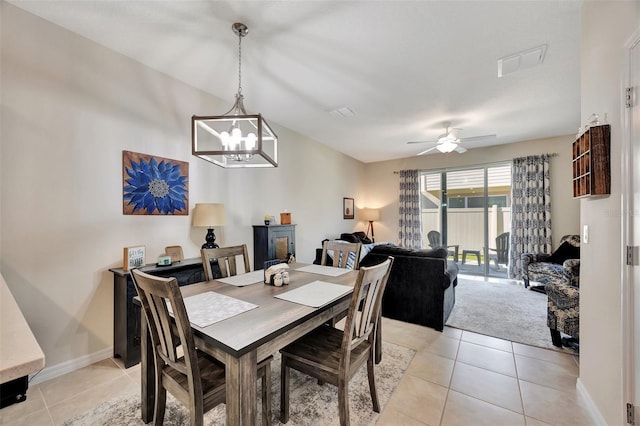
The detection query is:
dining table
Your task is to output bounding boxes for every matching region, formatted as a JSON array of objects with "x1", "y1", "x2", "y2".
[{"x1": 139, "y1": 262, "x2": 368, "y2": 425}]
